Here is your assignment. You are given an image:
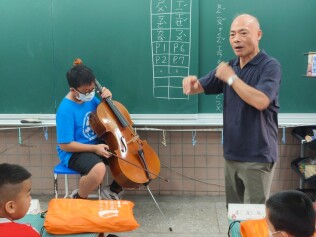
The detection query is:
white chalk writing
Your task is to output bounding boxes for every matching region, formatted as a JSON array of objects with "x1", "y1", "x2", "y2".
[
  {"x1": 151, "y1": 0, "x2": 192, "y2": 100},
  {"x1": 215, "y1": 2, "x2": 226, "y2": 112}
]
